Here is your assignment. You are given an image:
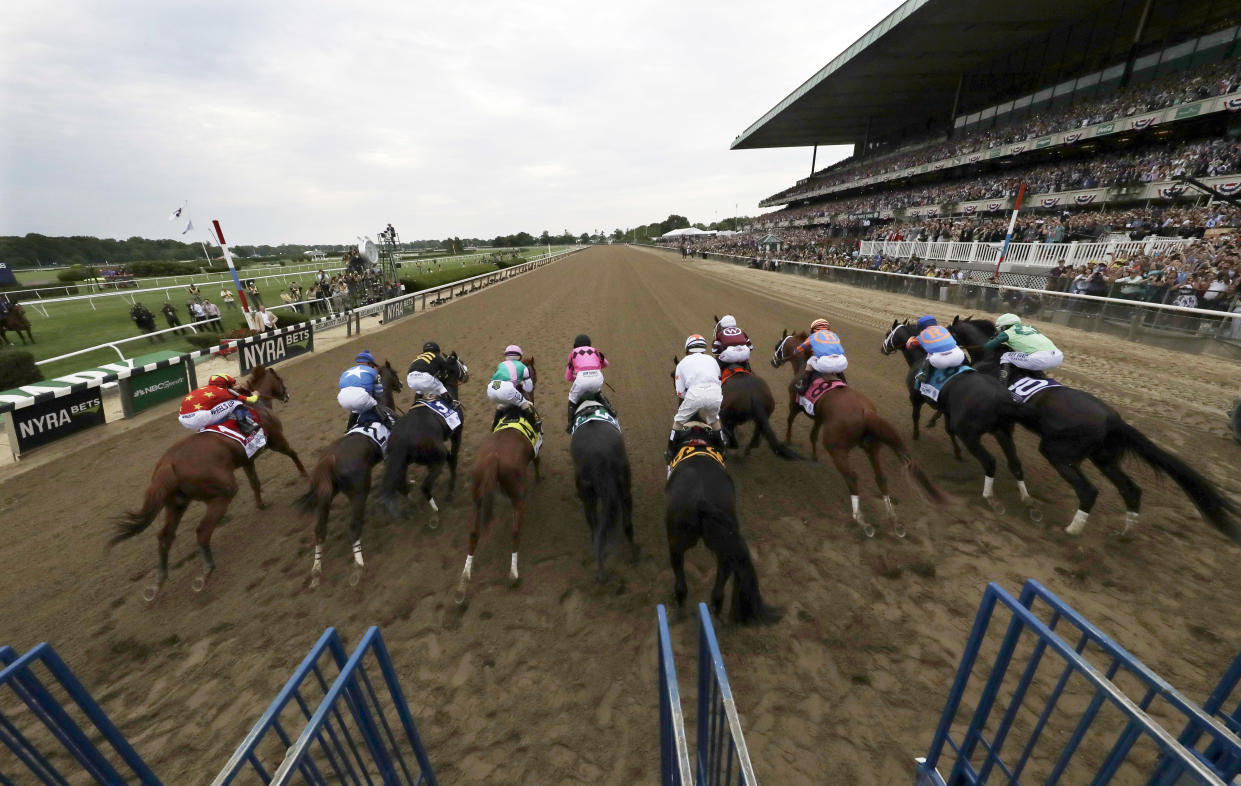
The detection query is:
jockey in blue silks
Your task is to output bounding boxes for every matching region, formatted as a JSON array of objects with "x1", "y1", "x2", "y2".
[
  {"x1": 337, "y1": 350, "x2": 390, "y2": 430},
  {"x1": 905, "y1": 315, "x2": 966, "y2": 371}
]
